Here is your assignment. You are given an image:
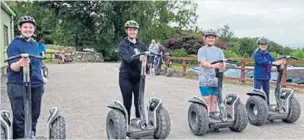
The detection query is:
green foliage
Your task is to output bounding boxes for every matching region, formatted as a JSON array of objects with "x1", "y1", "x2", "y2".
[
  {"x1": 172, "y1": 48, "x2": 188, "y2": 57},
  {"x1": 7, "y1": 1, "x2": 197, "y2": 61},
  {"x1": 291, "y1": 48, "x2": 304, "y2": 60},
  {"x1": 224, "y1": 50, "x2": 239, "y2": 58}
]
